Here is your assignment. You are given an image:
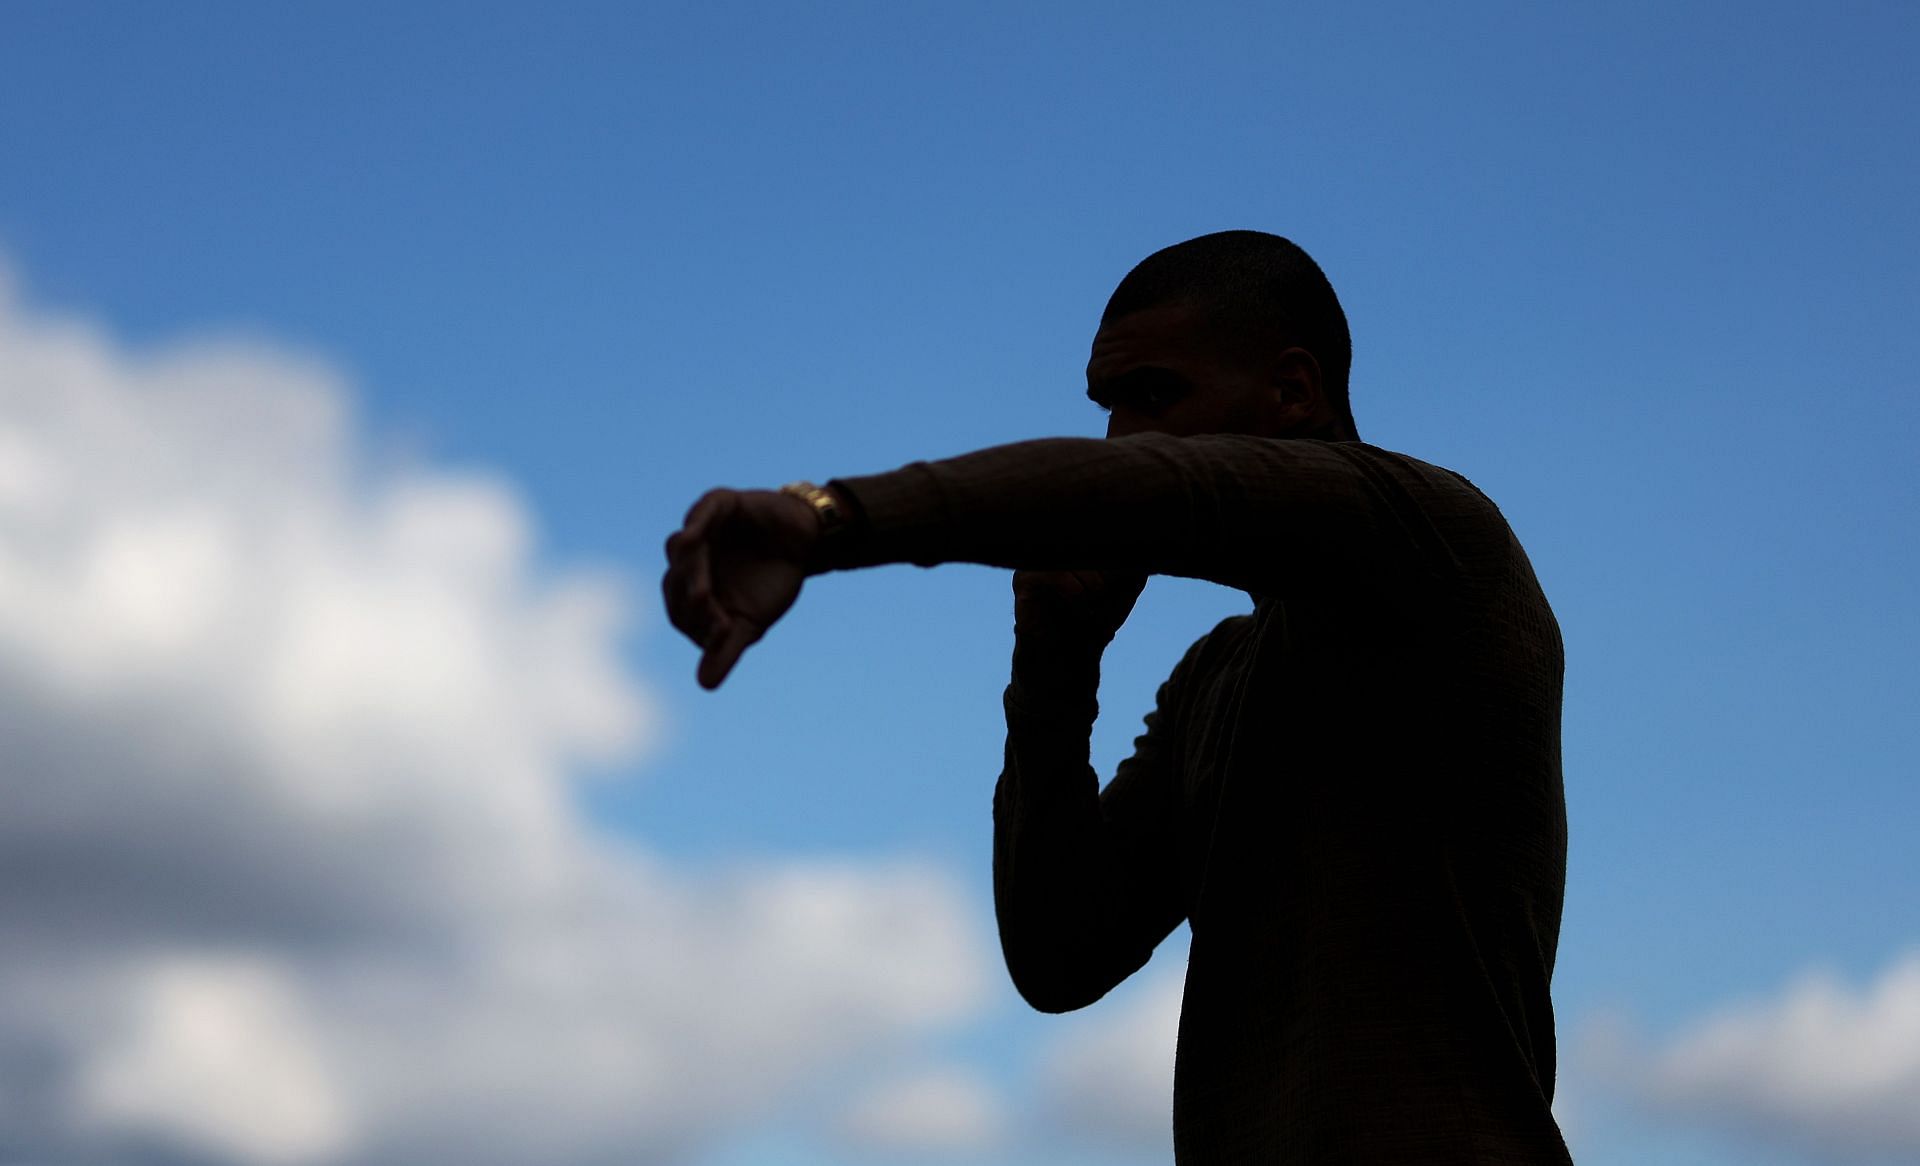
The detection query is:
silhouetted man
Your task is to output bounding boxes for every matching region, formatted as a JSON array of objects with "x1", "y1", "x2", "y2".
[{"x1": 662, "y1": 231, "x2": 1572, "y2": 1164}]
